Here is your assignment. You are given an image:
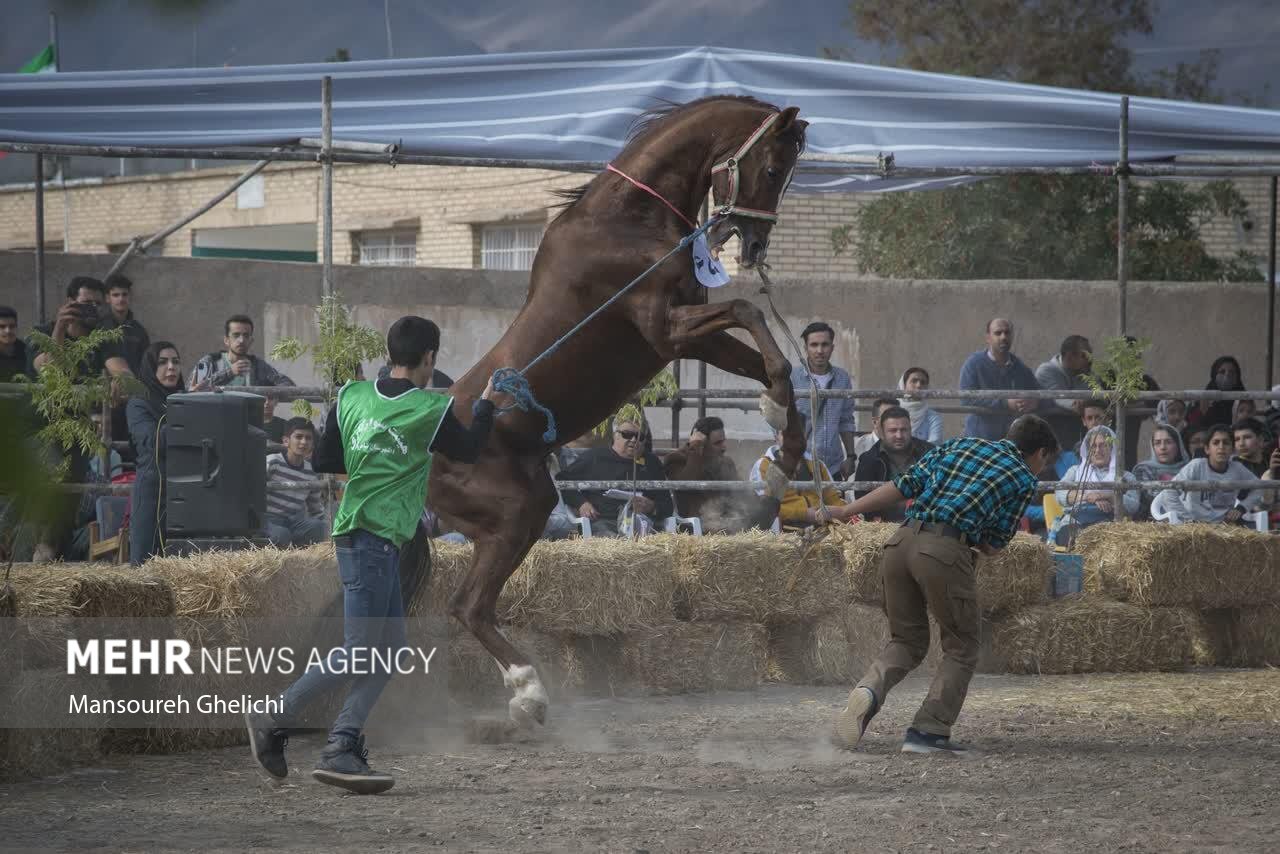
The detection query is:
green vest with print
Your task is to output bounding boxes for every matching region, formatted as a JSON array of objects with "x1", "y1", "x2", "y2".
[{"x1": 331, "y1": 380, "x2": 452, "y2": 547}]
